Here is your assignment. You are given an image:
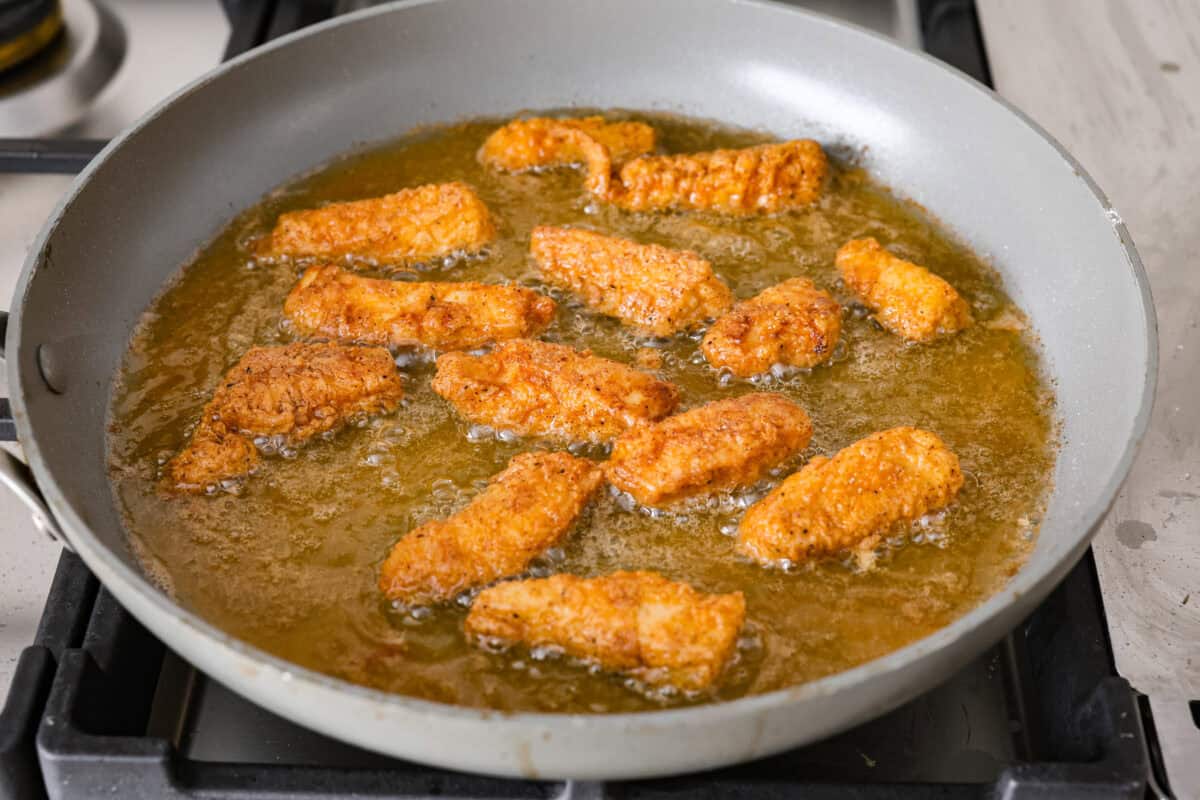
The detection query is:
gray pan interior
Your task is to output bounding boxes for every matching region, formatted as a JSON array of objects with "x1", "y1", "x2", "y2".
[{"x1": 6, "y1": 0, "x2": 1156, "y2": 780}]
